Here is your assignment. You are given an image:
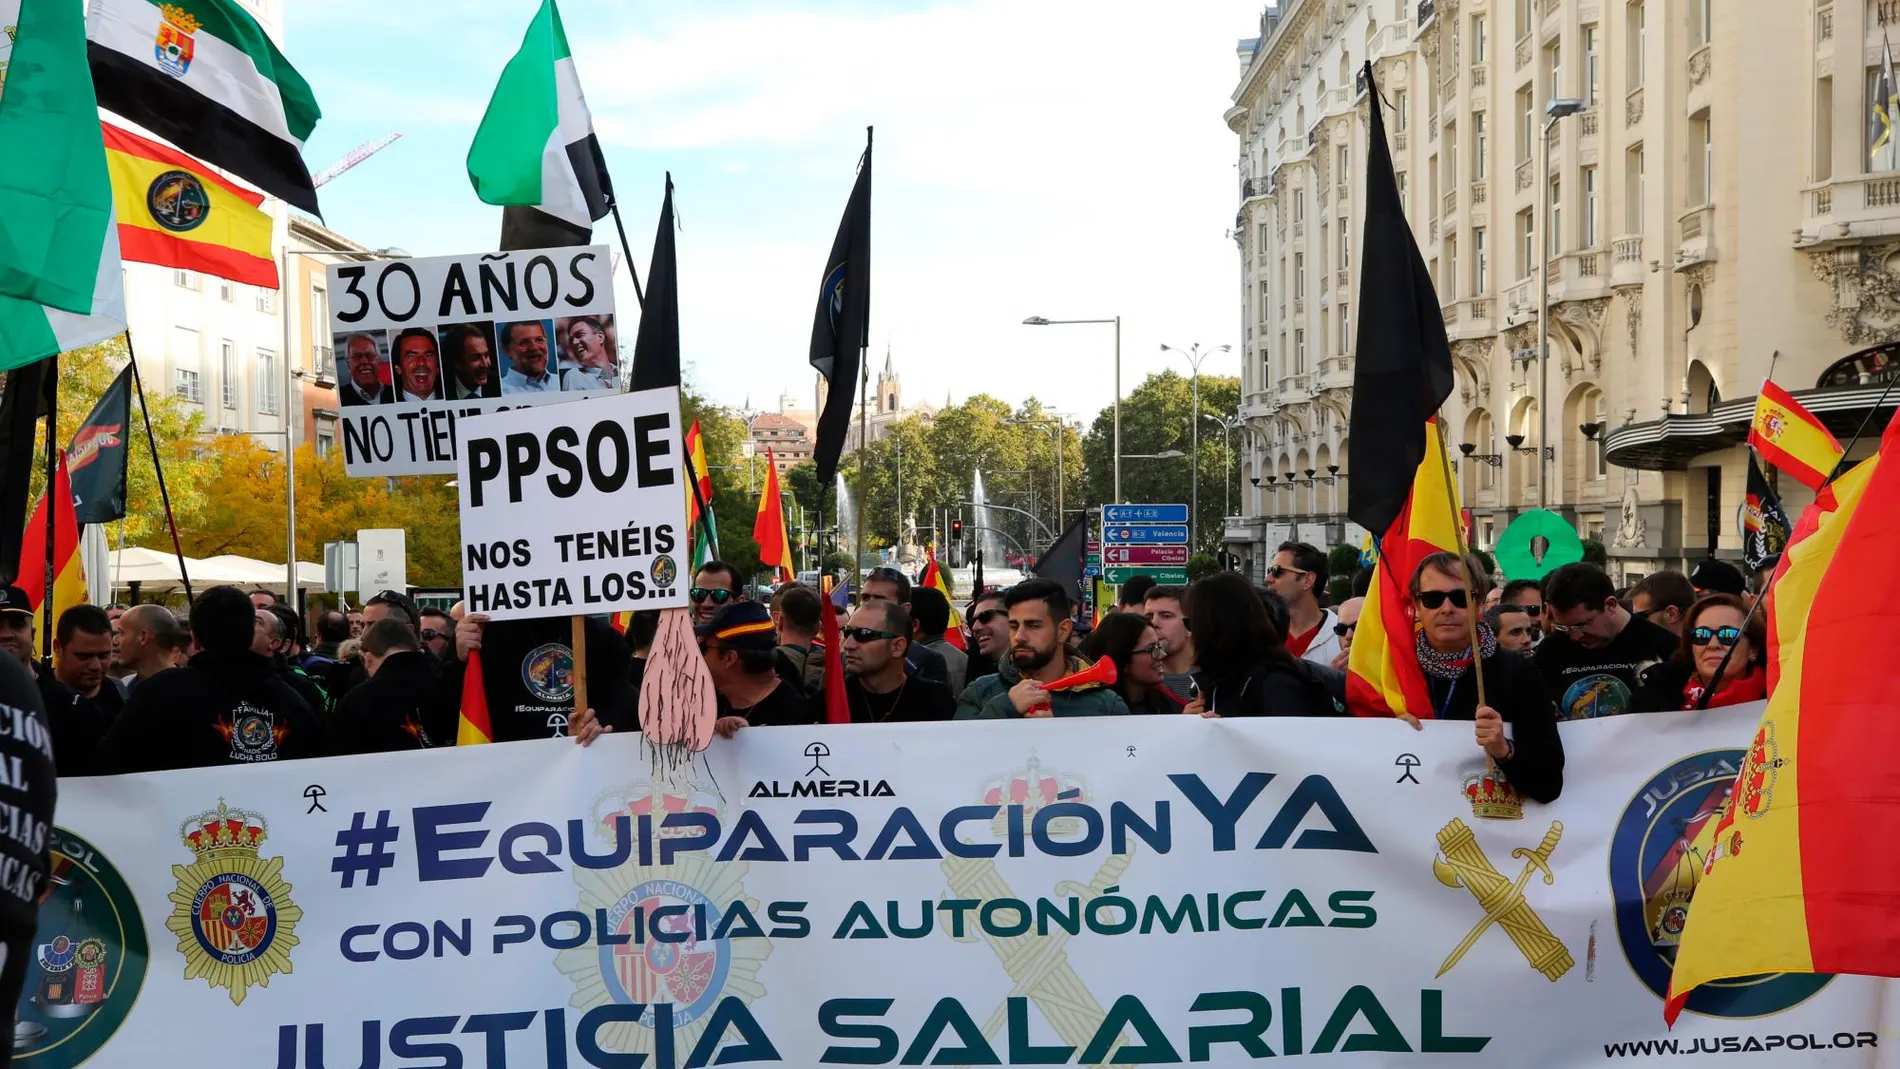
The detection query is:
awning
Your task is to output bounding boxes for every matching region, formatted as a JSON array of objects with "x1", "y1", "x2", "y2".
[{"x1": 1604, "y1": 384, "x2": 1897, "y2": 470}]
